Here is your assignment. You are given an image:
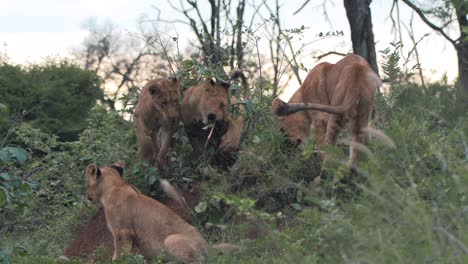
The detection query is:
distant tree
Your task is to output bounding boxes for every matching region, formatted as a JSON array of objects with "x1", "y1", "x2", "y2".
[
  {"x1": 0, "y1": 61, "x2": 103, "y2": 142},
  {"x1": 343, "y1": 0, "x2": 379, "y2": 75},
  {"x1": 158, "y1": 0, "x2": 248, "y2": 73},
  {"x1": 400, "y1": 0, "x2": 467, "y2": 112},
  {"x1": 75, "y1": 18, "x2": 167, "y2": 111}
]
